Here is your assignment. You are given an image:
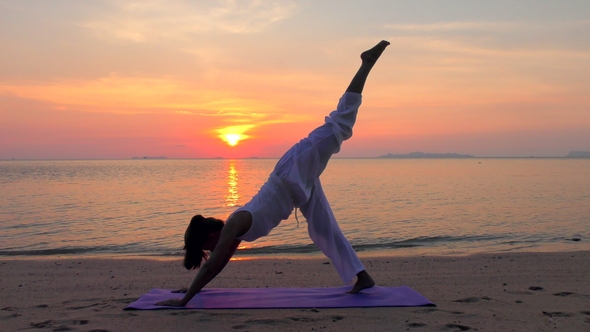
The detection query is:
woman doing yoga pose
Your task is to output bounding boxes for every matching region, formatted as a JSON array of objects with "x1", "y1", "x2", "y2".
[{"x1": 157, "y1": 40, "x2": 390, "y2": 307}]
